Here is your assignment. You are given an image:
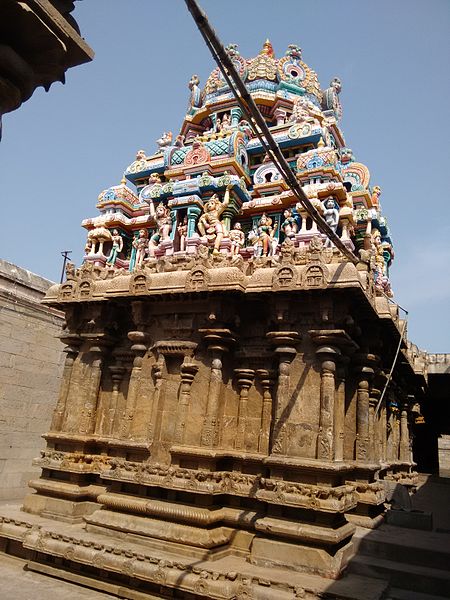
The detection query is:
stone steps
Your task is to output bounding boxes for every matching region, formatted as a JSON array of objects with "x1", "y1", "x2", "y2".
[
  {"x1": 388, "y1": 588, "x2": 450, "y2": 600},
  {"x1": 352, "y1": 525, "x2": 450, "y2": 571},
  {"x1": 348, "y1": 554, "x2": 450, "y2": 598}
]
